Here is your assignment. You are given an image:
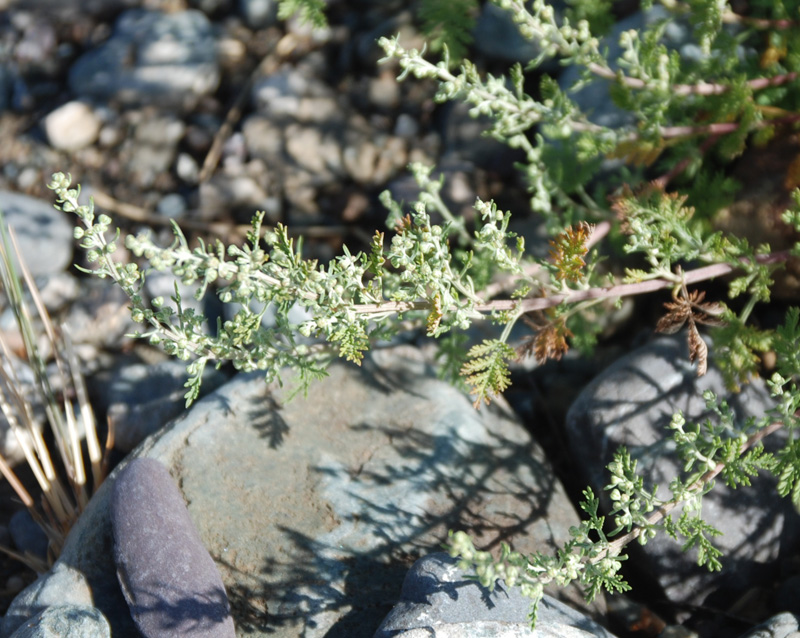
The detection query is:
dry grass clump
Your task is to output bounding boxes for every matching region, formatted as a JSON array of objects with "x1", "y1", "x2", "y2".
[{"x1": 0, "y1": 220, "x2": 110, "y2": 570}]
